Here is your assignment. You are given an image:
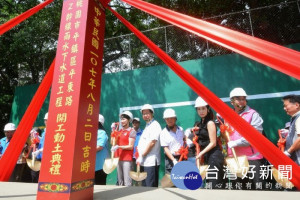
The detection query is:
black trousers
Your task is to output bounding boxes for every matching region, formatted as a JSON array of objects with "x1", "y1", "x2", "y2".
[
  {"x1": 140, "y1": 162, "x2": 160, "y2": 187},
  {"x1": 31, "y1": 170, "x2": 40, "y2": 183},
  {"x1": 204, "y1": 148, "x2": 225, "y2": 189},
  {"x1": 10, "y1": 163, "x2": 31, "y2": 182},
  {"x1": 95, "y1": 169, "x2": 107, "y2": 185},
  {"x1": 164, "y1": 155, "x2": 181, "y2": 174}
]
